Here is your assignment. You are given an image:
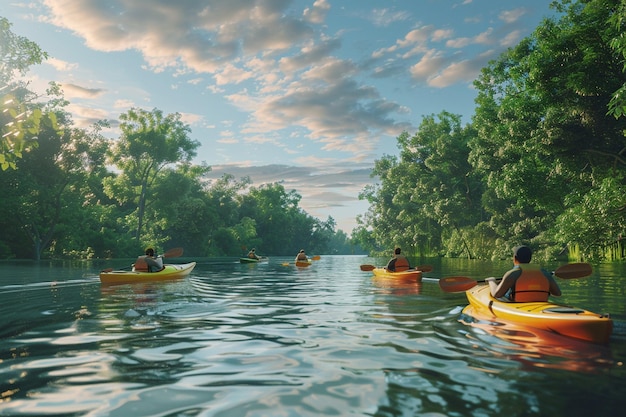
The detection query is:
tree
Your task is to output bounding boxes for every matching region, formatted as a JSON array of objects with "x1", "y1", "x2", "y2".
[
  {"x1": 470, "y1": 0, "x2": 626, "y2": 258},
  {"x1": 607, "y1": 0, "x2": 626, "y2": 118},
  {"x1": 0, "y1": 17, "x2": 57, "y2": 170},
  {"x1": 357, "y1": 113, "x2": 481, "y2": 257},
  {"x1": 105, "y1": 107, "x2": 200, "y2": 241},
  {"x1": 0, "y1": 118, "x2": 107, "y2": 259}
]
